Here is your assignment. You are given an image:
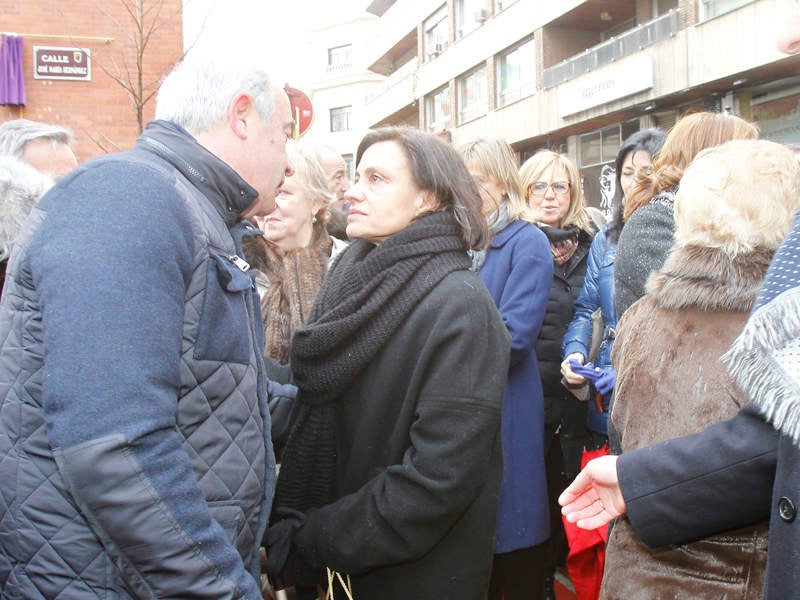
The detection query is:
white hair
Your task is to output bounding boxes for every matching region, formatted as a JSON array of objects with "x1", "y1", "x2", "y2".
[
  {"x1": 155, "y1": 58, "x2": 275, "y2": 135},
  {"x1": 0, "y1": 119, "x2": 73, "y2": 159},
  {"x1": 0, "y1": 156, "x2": 53, "y2": 261}
]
